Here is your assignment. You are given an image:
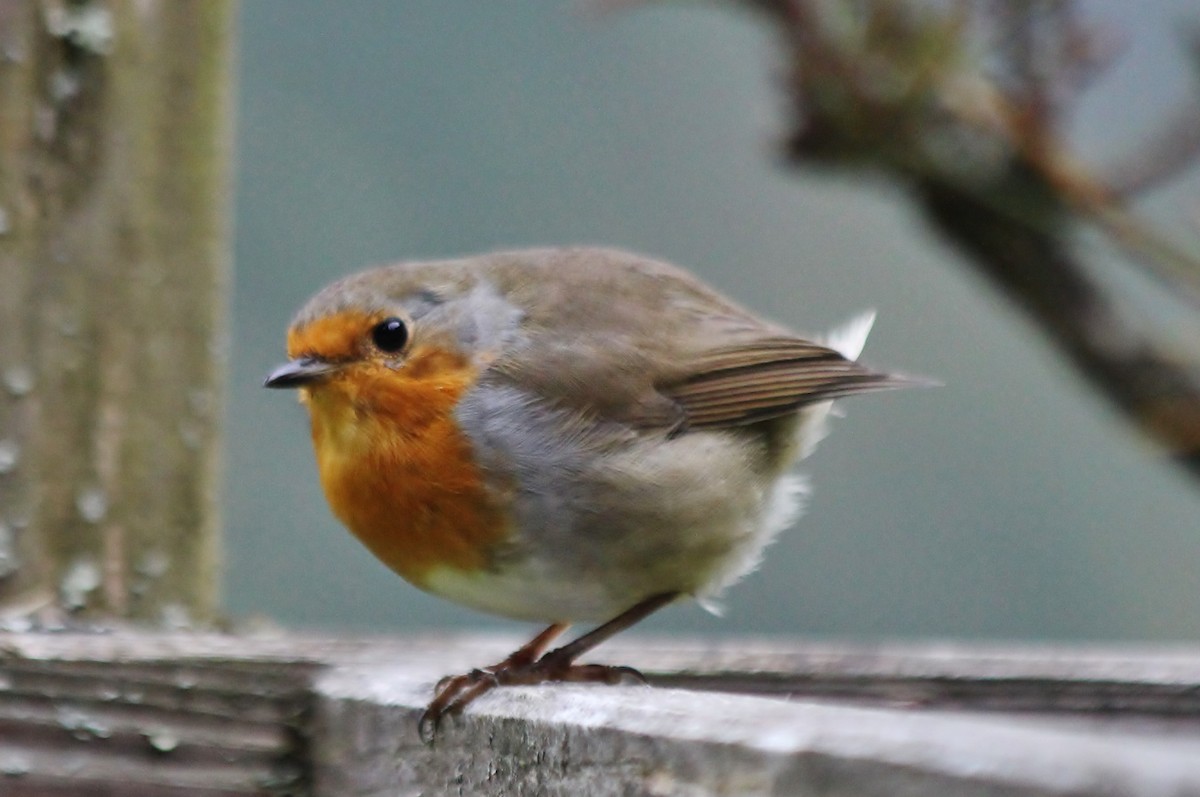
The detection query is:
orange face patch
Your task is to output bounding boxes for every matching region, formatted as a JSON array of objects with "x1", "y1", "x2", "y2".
[
  {"x1": 287, "y1": 310, "x2": 379, "y2": 362},
  {"x1": 299, "y1": 339, "x2": 508, "y2": 588}
]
